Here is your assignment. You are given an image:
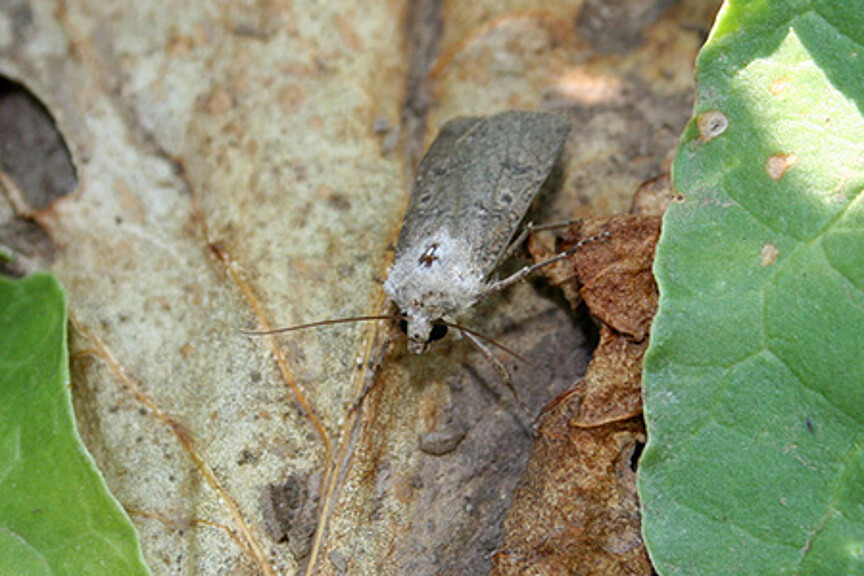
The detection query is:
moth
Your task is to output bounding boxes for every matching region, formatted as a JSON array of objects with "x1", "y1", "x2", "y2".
[
  {"x1": 383, "y1": 110, "x2": 572, "y2": 355},
  {"x1": 248, "y1": 110, "x2": 603, "y2": 401}
]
